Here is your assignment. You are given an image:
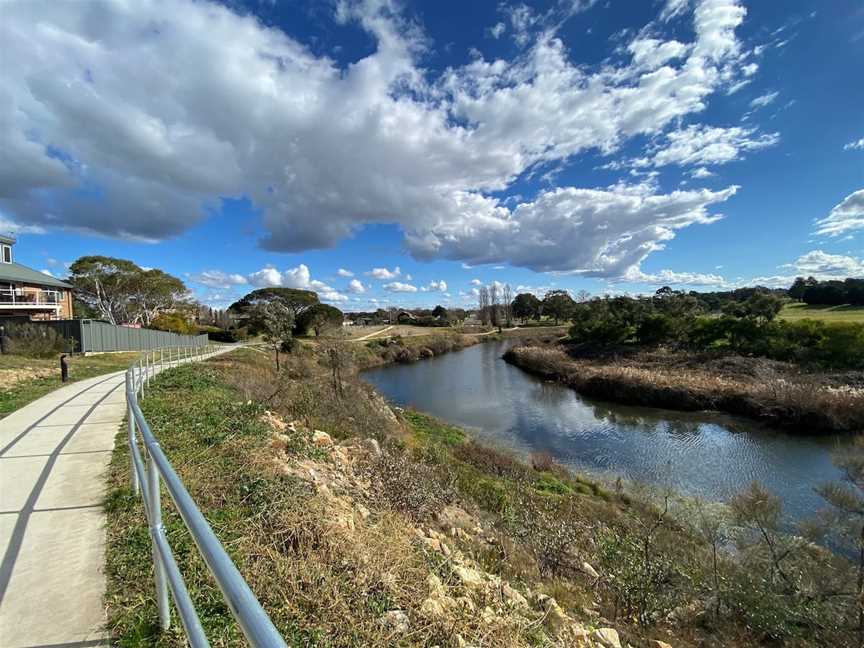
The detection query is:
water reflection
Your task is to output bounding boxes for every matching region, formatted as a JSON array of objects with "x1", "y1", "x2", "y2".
[{"x1": 362, "y1": 341, "x2": 850, "y2": 523}]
